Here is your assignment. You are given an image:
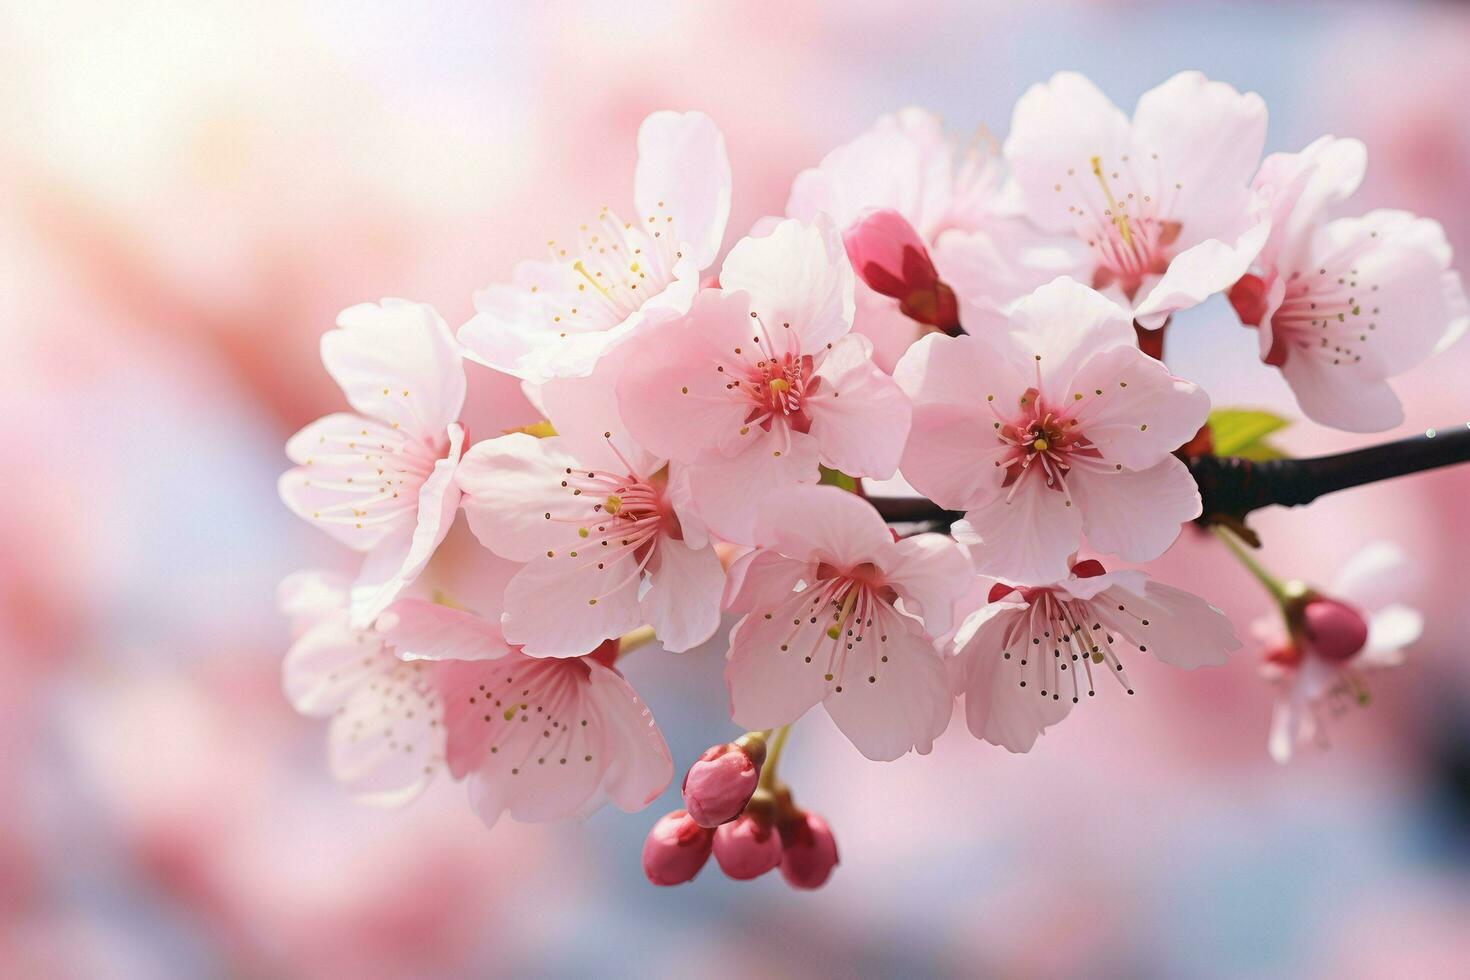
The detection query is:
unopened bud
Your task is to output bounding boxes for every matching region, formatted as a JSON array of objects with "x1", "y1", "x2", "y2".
[
  {"x1": 1302, "y1": 597, "x2": 1369, "y2": 663},
  {"x1": 842, "y1": 208, "x2": 959, "y2": 331},
  {"x1": 682, "y1": 733, "x2": 766, "y2": 828},
  {"x1": 712, "y1": 810, "x2": 782, "y2": 880},
  {"x1": 642, "y1": 810, "x2": 714, "y2": 886},
  {"x1": 778, "y1": 809, "x2": 839, "y2": 890}
]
